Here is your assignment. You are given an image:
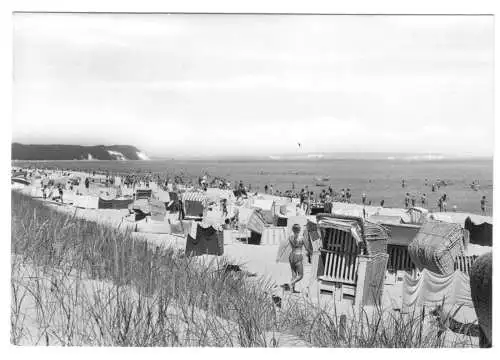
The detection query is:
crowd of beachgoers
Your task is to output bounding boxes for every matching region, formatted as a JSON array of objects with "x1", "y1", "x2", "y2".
[{"x1": 12, "y1": 164, "x2": 490, "y2": 217}]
